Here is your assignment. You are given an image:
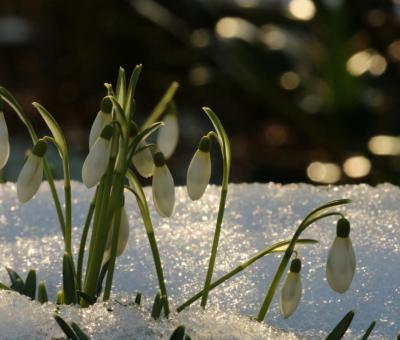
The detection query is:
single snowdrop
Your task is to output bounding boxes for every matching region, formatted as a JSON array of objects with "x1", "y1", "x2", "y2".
[
  {"x1": 279, "y1": 258, "x2": 302, "y2": 319},
  {"x1": 88, "y1": 97, "x2": 113, "y2": 149},
  {"x1": 82, "y1": 124, "x2": 113, "y2": 188},
  {"x1": 326, "y1": 218, "x2": 356, "y2": 293},
  {"x1": 157, "y1": 111, "x2": 178, "y2": 159},
  {"x1": 152, "y1": 151, "x2": 175, "y2": 217},
  {"x1": 17, "y1": 139, "x2": 47, "y2": 203},
  {"x1": 103, "y1": 206, "x2": 130, "y2": 264},
  {"x1": 132, "y1": 141, "x2": 154, "y2": 178},
  {"x1": 187, "y1": 135, "x2": 211, "y2": 200},
  {"x1": 0, "y1": 100, "x2": 10, "y2": 169}
]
